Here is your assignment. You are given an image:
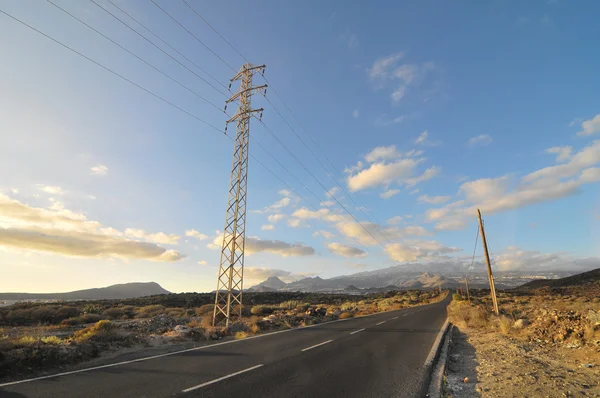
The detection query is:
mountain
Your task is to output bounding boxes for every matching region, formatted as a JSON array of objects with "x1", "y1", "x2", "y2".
[
  {"x1": 518, "y1": 268, "x2": 600, "y2": 290},
  {"x1": 246, "y1": 277, "x2": 286, "y2": 292},
  {"x1": 0, "y1": 282, "x2": 171, "y2": 301}
]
